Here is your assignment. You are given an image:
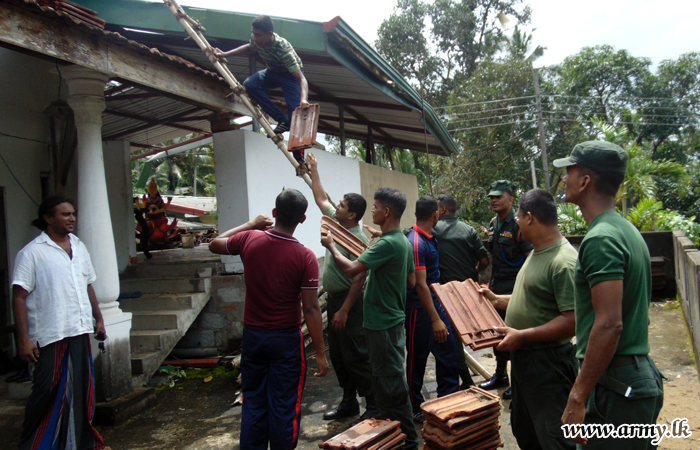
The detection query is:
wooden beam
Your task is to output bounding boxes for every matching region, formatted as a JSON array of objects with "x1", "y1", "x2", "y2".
[{"x1": 0, "y1": 1, "x2": 248, "y2": 115}]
